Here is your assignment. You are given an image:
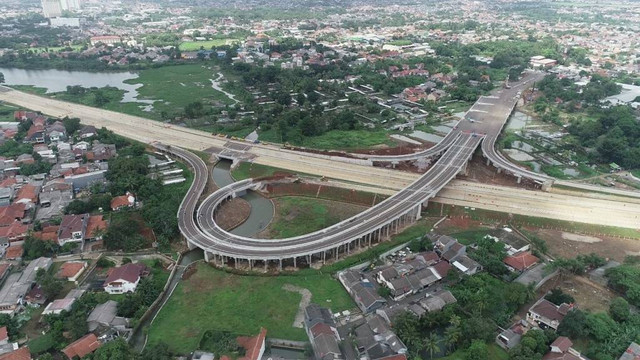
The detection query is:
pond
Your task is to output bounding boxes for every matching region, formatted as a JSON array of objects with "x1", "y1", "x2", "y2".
[
  {"x1": 506, "y1": 111, "x2": 529, "y2": 130},
  {"x1": 0, "y1": 67, "x2": 145, "y2": 103},
  {"x1": 211, "y1": 160, "x2": 274, "y2": 237}
]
